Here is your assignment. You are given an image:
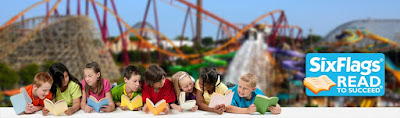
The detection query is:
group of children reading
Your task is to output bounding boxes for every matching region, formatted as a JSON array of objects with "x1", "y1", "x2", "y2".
[{"x1": 16, "y1": 62, "x2": 281, "y2": 116}]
